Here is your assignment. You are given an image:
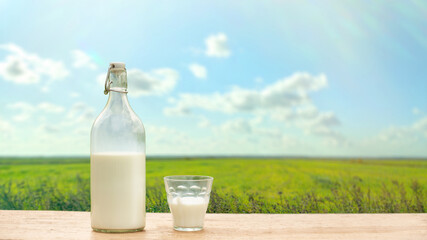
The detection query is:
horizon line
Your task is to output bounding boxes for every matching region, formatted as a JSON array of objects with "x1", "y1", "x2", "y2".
[{"x1": 0, "y1": 155, "x2": 426, "y2": 160}]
